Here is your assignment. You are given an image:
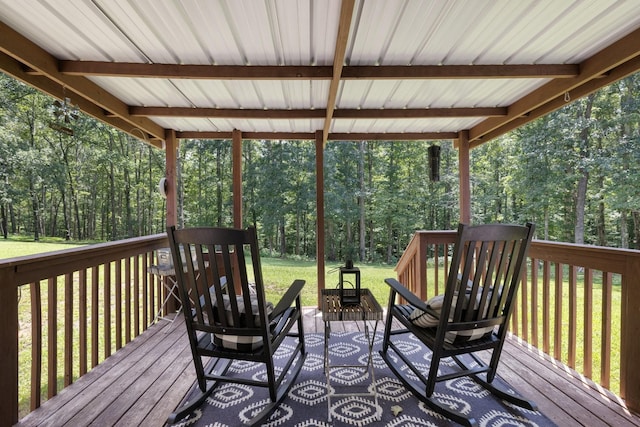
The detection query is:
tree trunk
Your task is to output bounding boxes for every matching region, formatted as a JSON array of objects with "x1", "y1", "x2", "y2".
[
  {"x1": 574, "y1": 94, "x2": 595, "y2": 244},
  {"x1": 621, "y1": 210, "x2": 628, "y2": 249},
  {"x1": 30, "y1": 181, "x2": 39, "y2": 241},
  {"x1": 279, "y1": 222, "x2": 286, "y2": 257},
  {"x1": 0, "y1": 204, "x2": 7, "y2": 238}
]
